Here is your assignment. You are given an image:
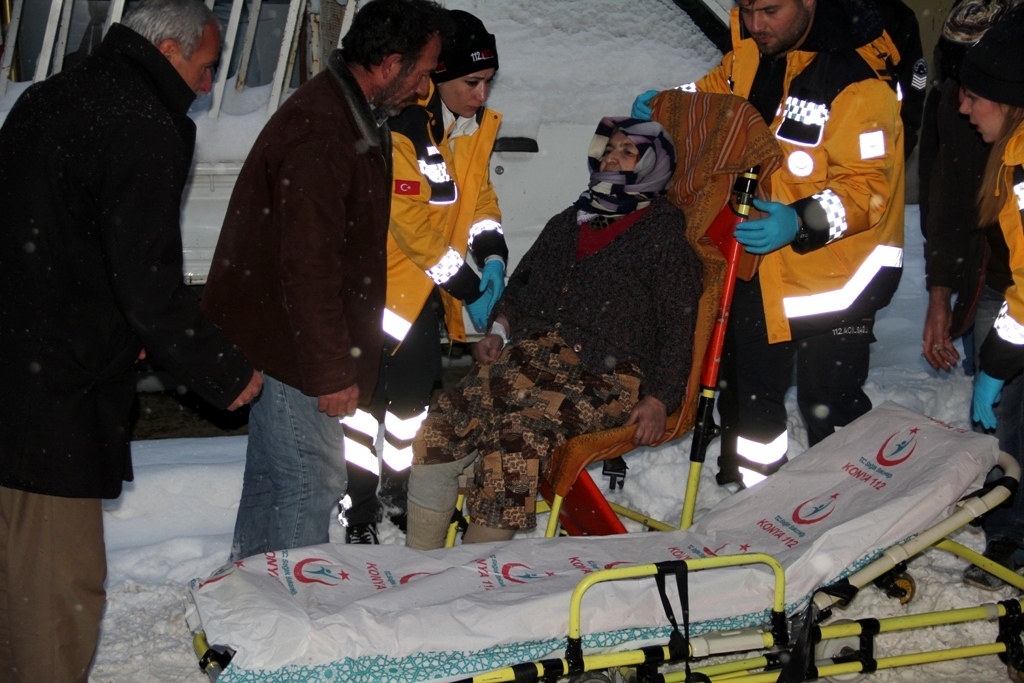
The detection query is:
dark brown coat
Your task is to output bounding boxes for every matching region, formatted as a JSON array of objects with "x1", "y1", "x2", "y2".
[
  {"x1": 495, "y1": 199, "x2": 702, "y2": 411},
  {"x1": 202, "y1": 53, "x2": 391, "y2": 399}
]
